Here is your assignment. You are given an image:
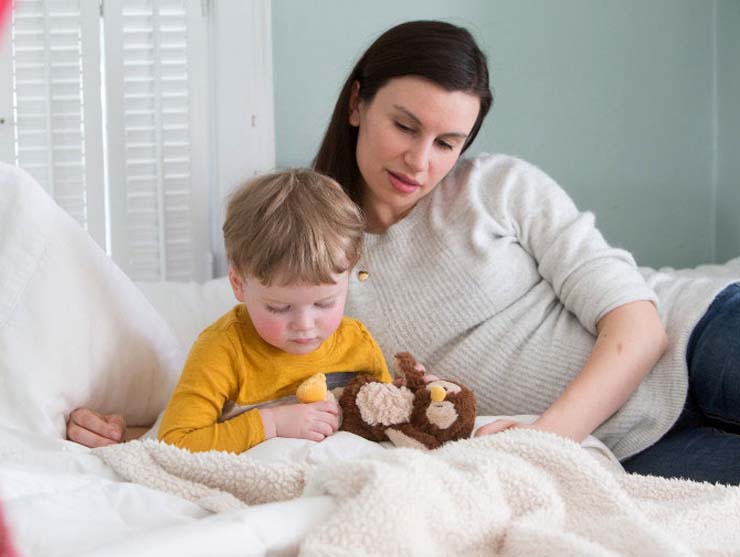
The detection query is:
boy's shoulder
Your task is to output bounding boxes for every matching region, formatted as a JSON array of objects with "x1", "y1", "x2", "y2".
[
  {"x1": 337, "y1": 315, "x2": 376, "y2": 340},
  {"x1": 338, "y1": 314, "x2": 365, "y2": 330},
  {"x1": 196, "y1": 304, "x2": 248, "y2": 342}
]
